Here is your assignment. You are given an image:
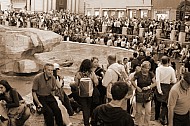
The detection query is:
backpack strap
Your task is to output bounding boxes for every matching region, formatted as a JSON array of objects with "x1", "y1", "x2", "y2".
[{"x1": 109, "y1": 68, "x2": 121, "y2": 81}]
